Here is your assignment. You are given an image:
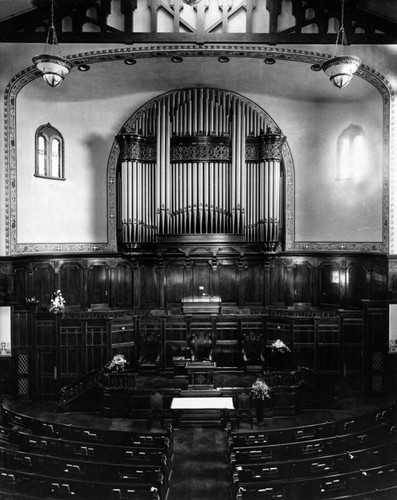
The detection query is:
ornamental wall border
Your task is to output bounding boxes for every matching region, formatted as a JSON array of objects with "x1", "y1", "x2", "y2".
[{"x1": 3, "y1": 44, "x2": 392, "y2": 255}]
